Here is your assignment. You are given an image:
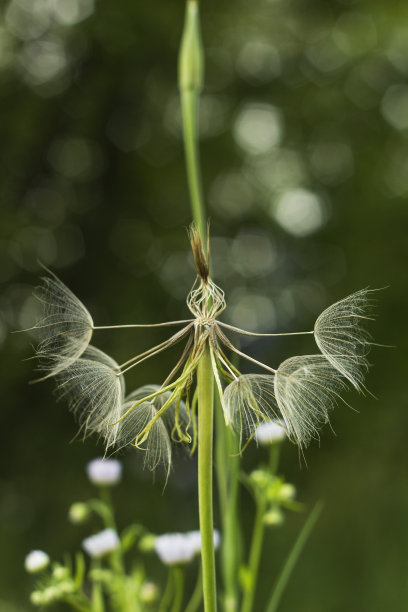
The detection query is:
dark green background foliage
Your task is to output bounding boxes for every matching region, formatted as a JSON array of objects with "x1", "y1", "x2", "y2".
[{"x1": 0, "y1": 0, "x2": 407, "y2": 610}]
